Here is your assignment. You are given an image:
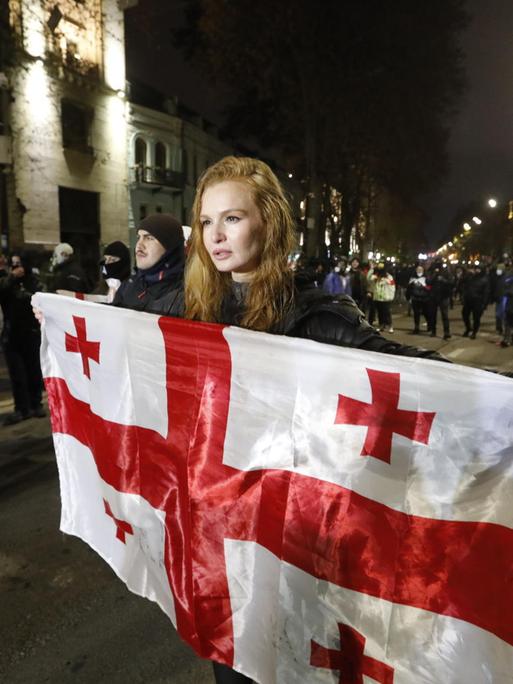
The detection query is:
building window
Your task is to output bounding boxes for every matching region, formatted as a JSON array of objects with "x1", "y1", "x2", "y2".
[
  {"x1": 134, "y1": 138, "x2": 147, "y2": 182},
  {"x1": 155, "y1": 142, "x2": 166, "y2": 170},
  {"x1": 139, "y1": 204, "x2": 147, "y2": 221},
  {"x1": 135, "y1": 137, "x2": 147, "y2": 165},
  {"x1": 61, "y1": 100, "x2": 93, "y2": 153}
]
